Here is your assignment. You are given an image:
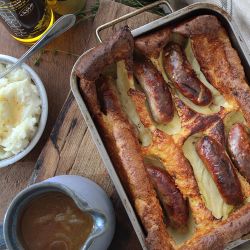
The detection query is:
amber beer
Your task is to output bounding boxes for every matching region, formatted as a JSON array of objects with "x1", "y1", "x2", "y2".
[{"x1": 0, "y1": 0, "x2": 54, "y2": 44}]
